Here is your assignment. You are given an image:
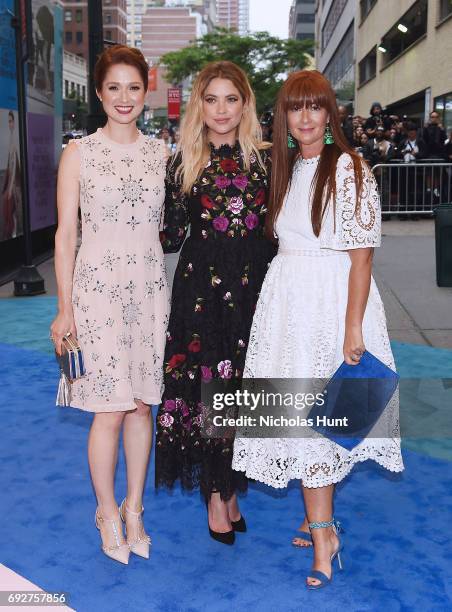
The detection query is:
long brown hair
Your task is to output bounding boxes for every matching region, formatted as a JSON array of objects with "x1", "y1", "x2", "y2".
[{"x1": 266, "y1": 70, "x2": 364, "y2": 240}]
